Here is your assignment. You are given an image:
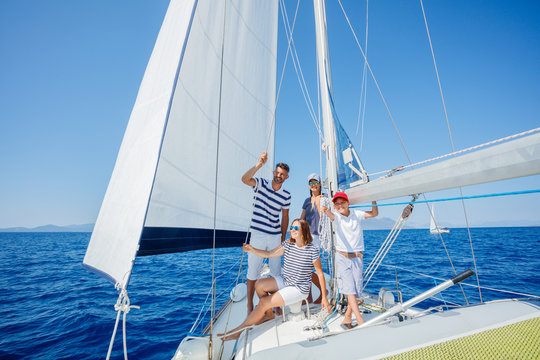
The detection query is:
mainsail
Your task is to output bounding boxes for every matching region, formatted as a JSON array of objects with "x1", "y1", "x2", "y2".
[{"x1": 83, "y1": 0, "x2": 279, "y2": 288}]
